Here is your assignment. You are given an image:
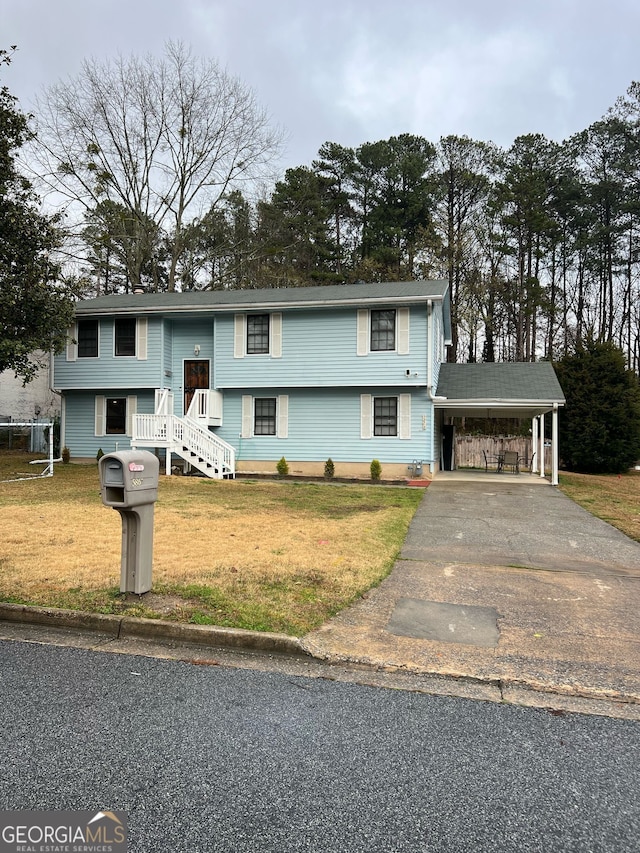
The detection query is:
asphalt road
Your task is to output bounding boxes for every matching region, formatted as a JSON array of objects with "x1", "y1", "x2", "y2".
[{"x1": 1, "y1": 640, "x2": 639, "y2": 853}]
